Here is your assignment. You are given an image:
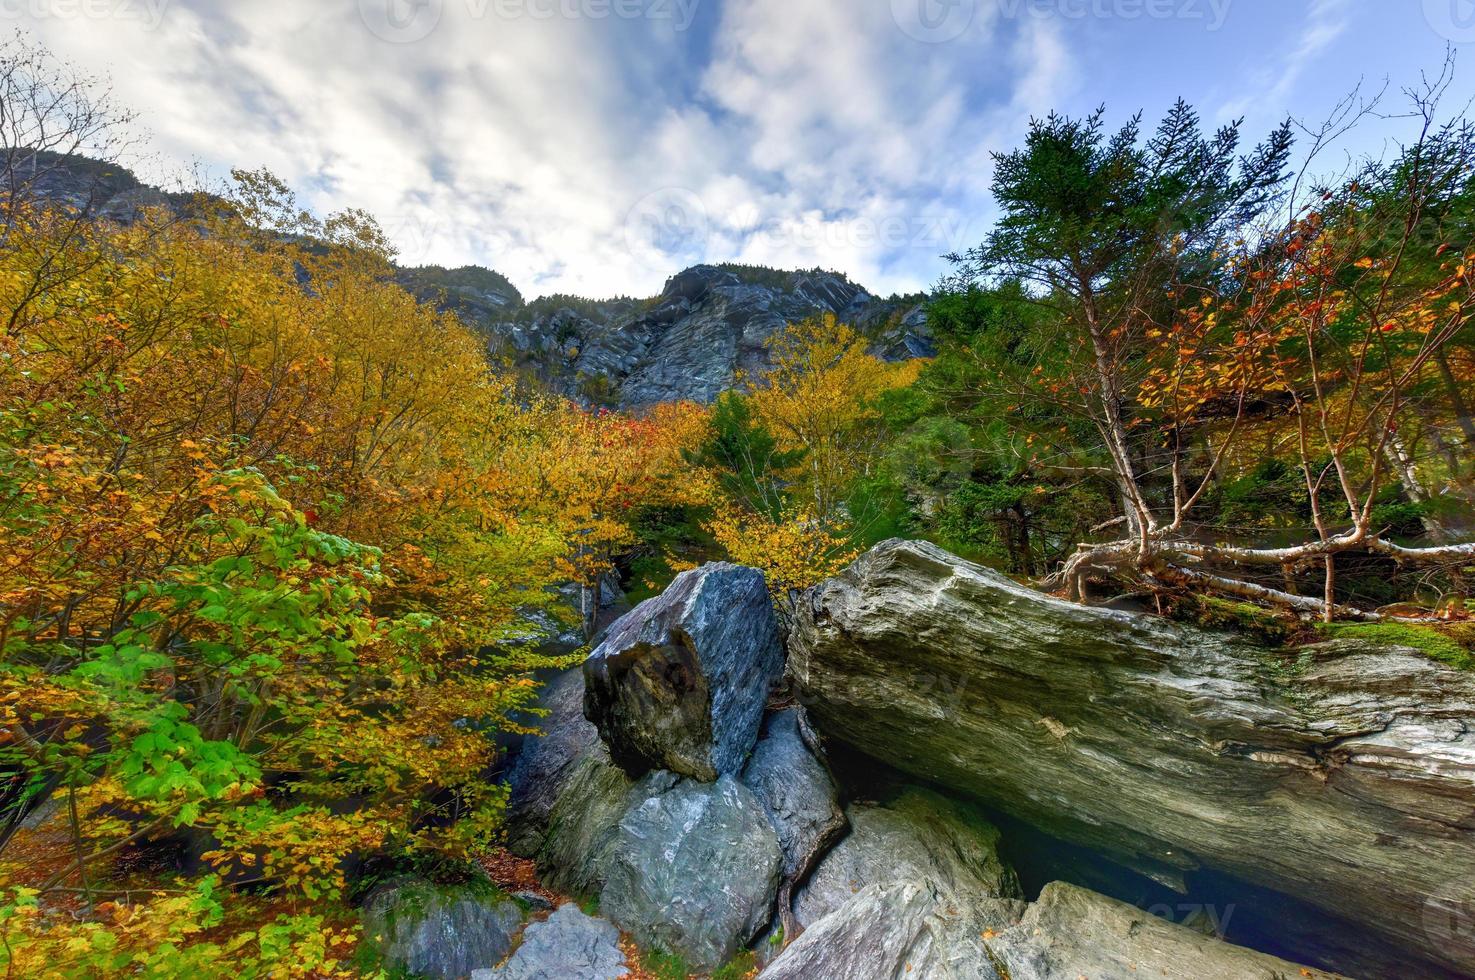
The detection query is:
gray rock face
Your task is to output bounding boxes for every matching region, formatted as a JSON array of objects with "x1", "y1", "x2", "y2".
[
  {"x1": 601, "y1": 774, "x2": 783, "y2": 972},
  {"x1": 790, "y1": 538, "x2": 1475, "y2": 976},
  {"x1": 760, "y1": 881, "x2": 1004, "y2": 980},
  {"x1": 504, "y1": 670, "x2": 603, "y2": 858},
  {"x1": 475, "y1": 904, "x2": 628, "y2": 980},
  {"x1": 795, "y1": 787, "x2": 1021, "y2": 930},
  {"x1": 741, "y1": 707, "x2": 848, "y2": 940},
  {"x1": 398, "y1": 264, "x2": 524, "y2": 327},
  {"x1": 741, "y1": 708, "x2": 847, "y2": 882},
  {"x1": 987, "y1": 882, "x2": 1347, "y2": 980},
  {"x1": 535, "y1": 745, "x2": 641, "y2": 898},
  {"x1": 503, "y1": 670, "x2": 651, "y2": 898},
  {"x1": 361, "y1": 878, "x2": 524, "y2": 980},
  {"x1": 584, "y1": 563, "x2": 784, "y2": 781},
  {"x1": 482, "y1": 265, "x2": 929, "y2": 406}
]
